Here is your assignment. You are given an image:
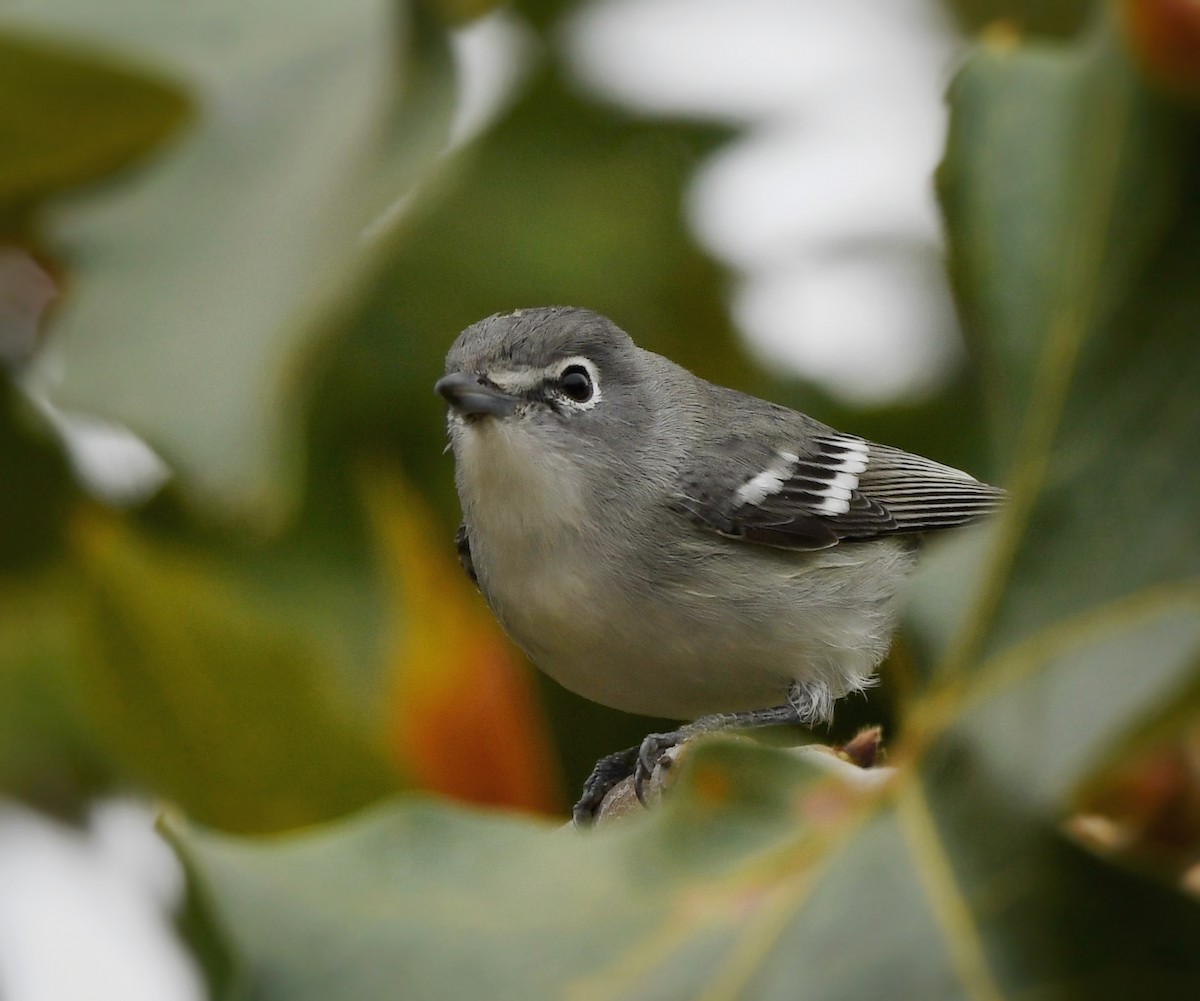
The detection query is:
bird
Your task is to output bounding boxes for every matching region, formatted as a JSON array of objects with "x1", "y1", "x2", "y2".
[{"x1": 434, "y1": 307, "x2": 1004, "y2": 824}]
